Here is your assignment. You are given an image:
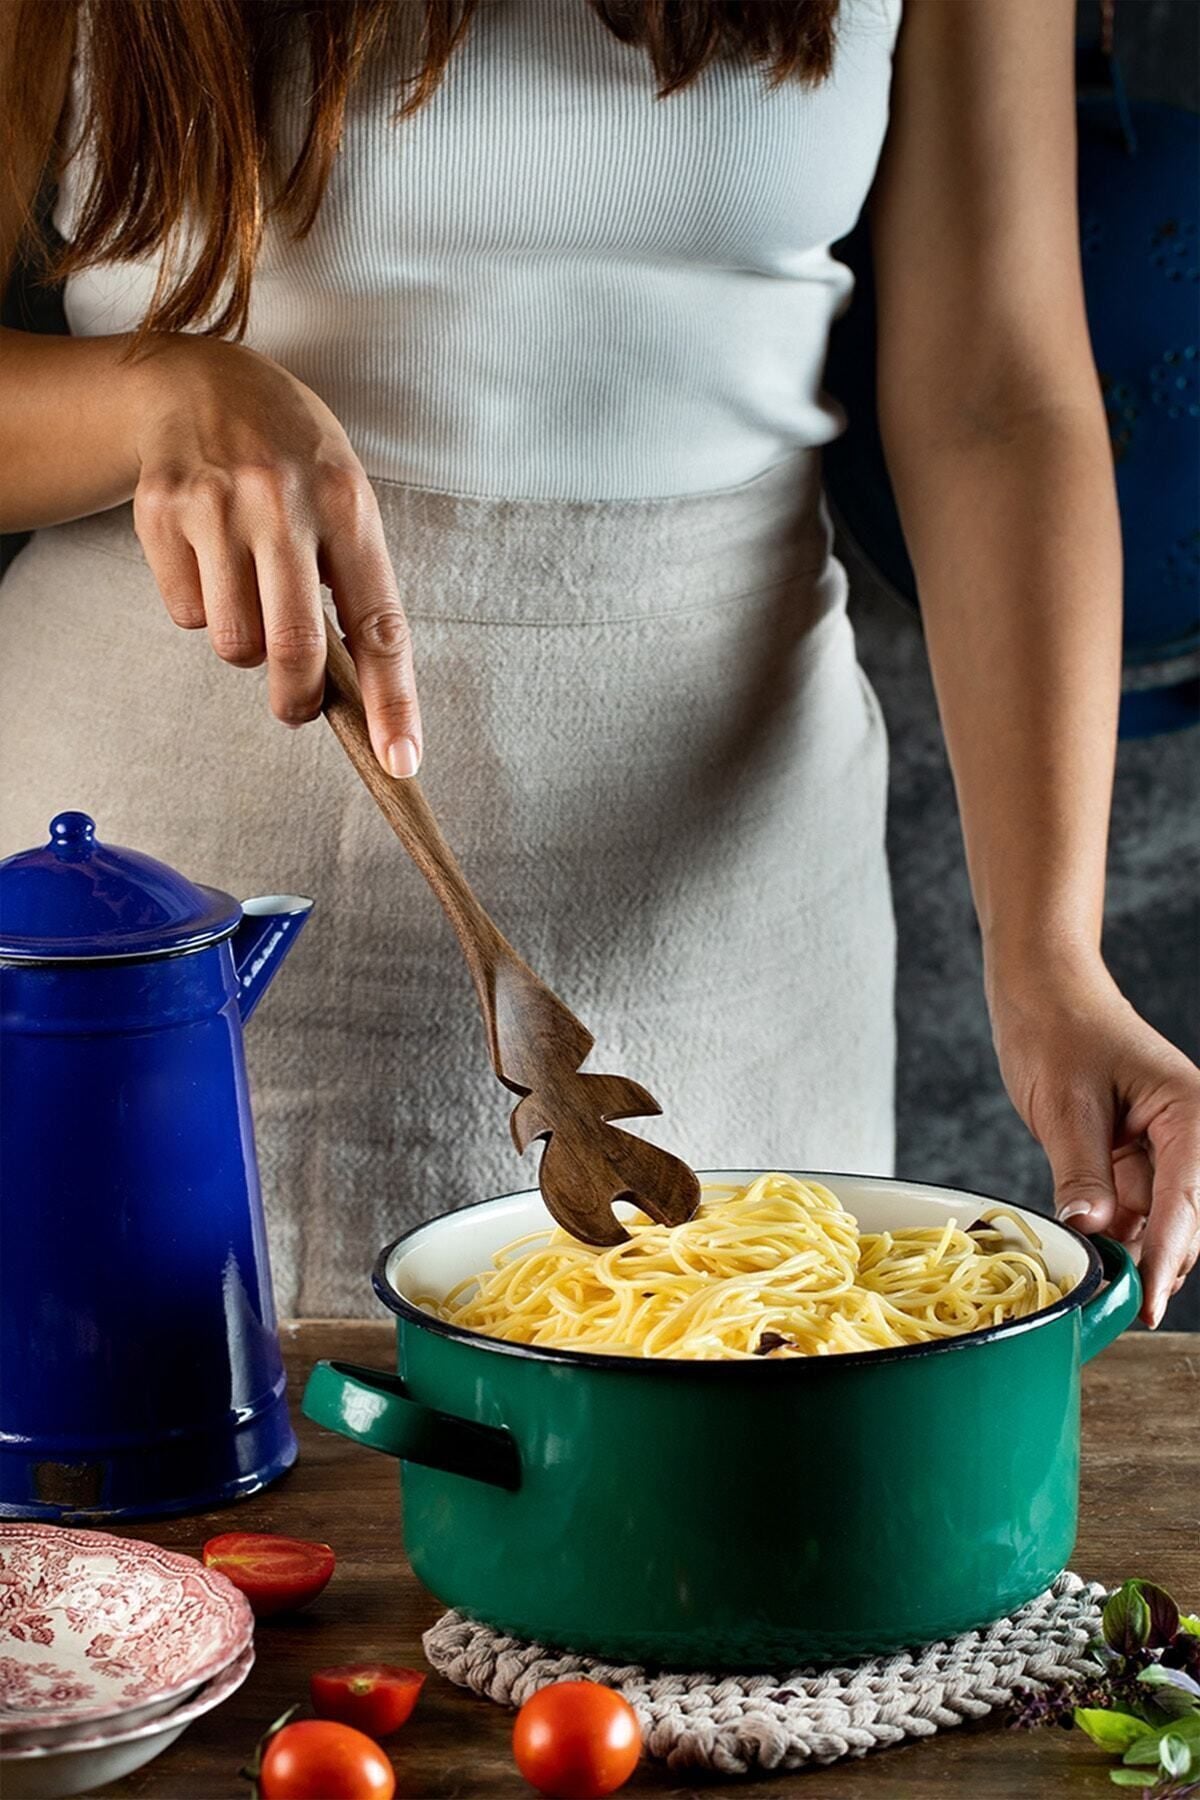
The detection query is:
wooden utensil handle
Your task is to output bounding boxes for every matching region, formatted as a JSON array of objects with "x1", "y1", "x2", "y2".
[
  {"x1": 321, "y1": 618, "x2": 696, "y2": 1245},
  {"x1": 321, "y1": 615, "x2": 509, "y2": 1034}
]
